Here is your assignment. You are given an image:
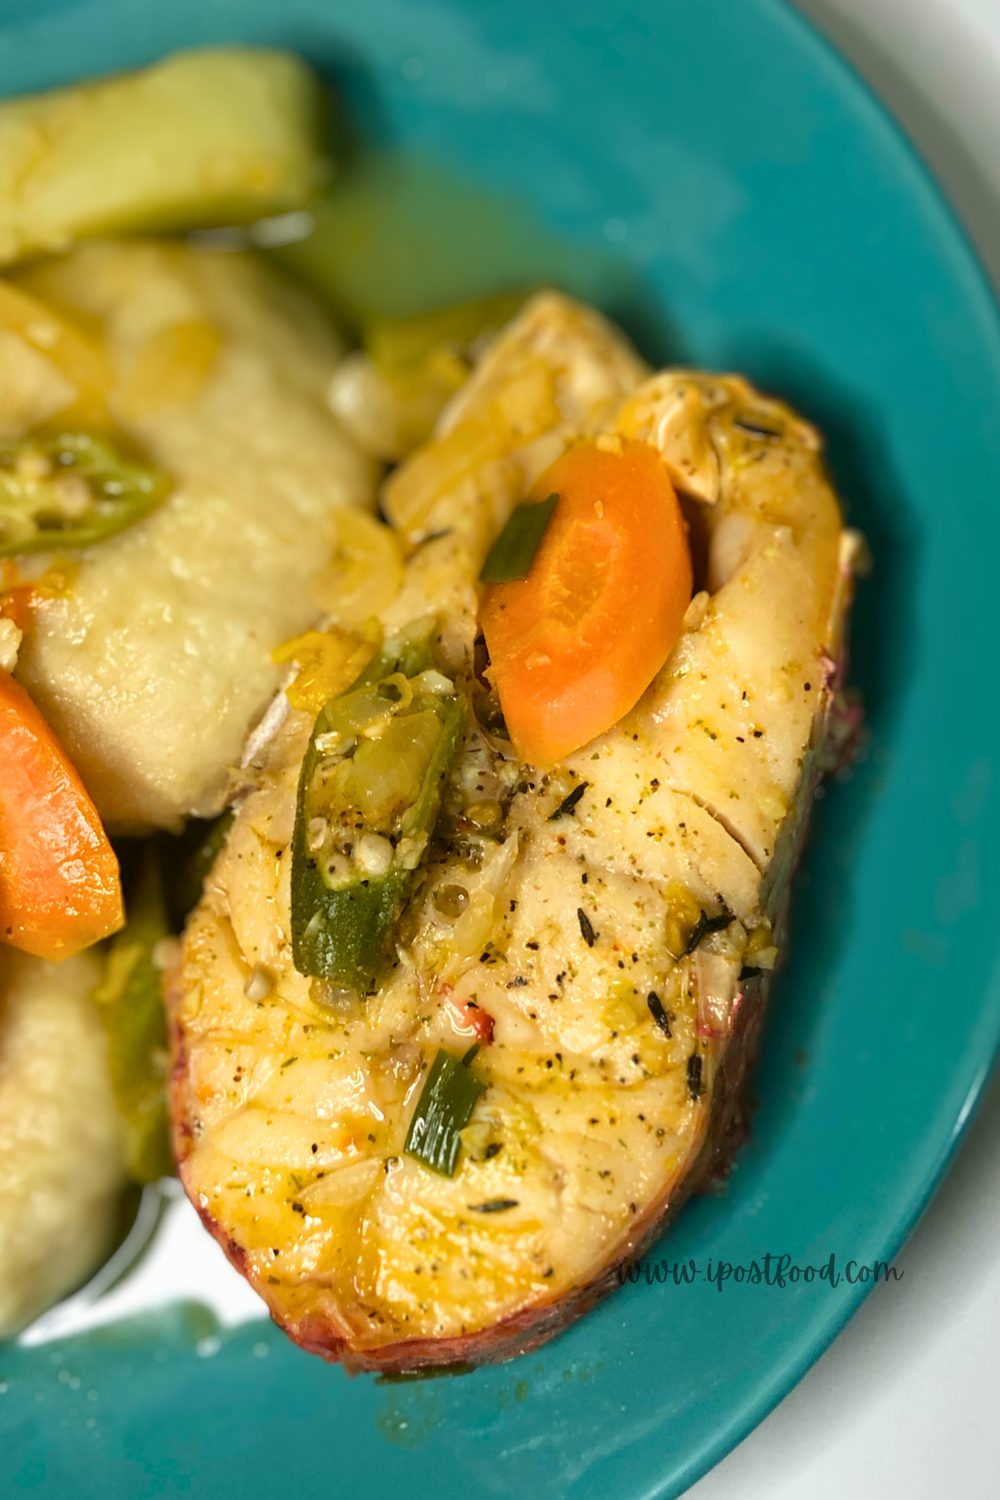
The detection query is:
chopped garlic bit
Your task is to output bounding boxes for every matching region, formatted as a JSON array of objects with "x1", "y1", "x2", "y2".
[
  {"x1": 396, "y1": 834, "x2": 428, "y2": 871},
  {"x1": 152, "y1": 936, "x2": 182, "y2": 974},
  {"x1": 15, "y1": 448, "x2": 53, "y2": 482},
  {"x1": 327, "y1": 352, "x2": 399, "y2": 461},
  {"x1": 0, "y1": 617, "x2": 22, "y2": 673},
  {"x1": 243, "y1": 962, "x2": 275, "y2": 1001},
  {"x1": 414, "y1": 669, "x2": 454, "y2": 697},
  {"x1": 682, "y1": 590, "x2": 710, "y2": 632}
]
